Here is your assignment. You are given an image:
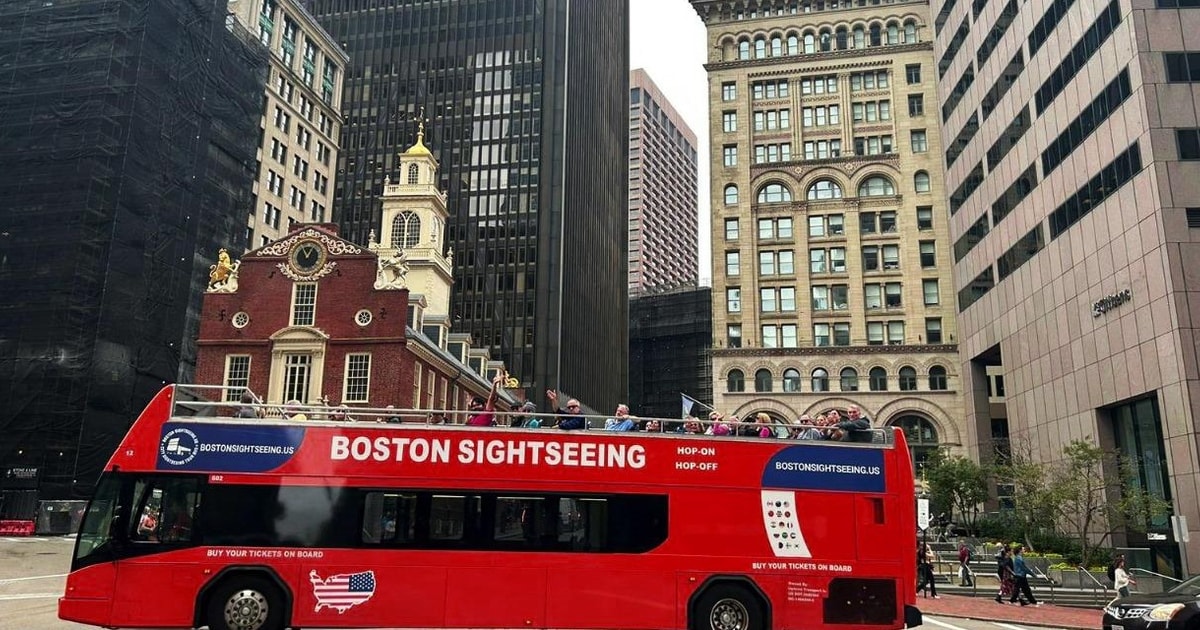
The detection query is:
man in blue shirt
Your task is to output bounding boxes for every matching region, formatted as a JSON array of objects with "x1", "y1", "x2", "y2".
[
  {"x1": 546, "y1": 390, "x2": 587, "y2": 430},
  {"x1": 1009, "y1": 545, "x2": 1041, "y2": 606}
]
